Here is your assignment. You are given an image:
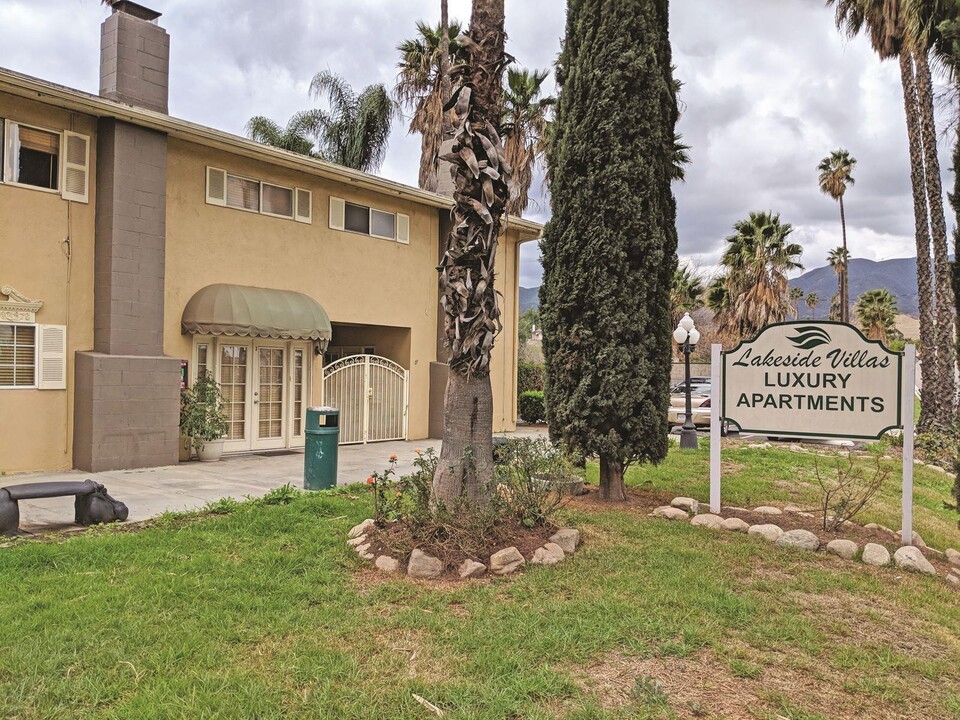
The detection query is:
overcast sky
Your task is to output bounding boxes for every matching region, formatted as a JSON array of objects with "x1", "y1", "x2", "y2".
[{"x1": 1, "y1": 0, "x2": 952, "y2": 288}]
